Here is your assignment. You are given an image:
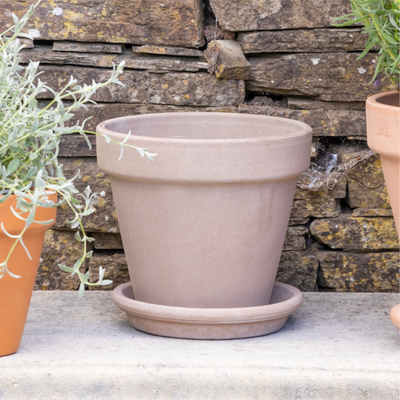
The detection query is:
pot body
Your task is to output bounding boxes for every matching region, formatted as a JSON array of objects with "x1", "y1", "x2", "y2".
[
  {"x1": 366, "y1": 91, "x2": 400, "y2": 235},
  {"x1": 97, "y1": 113, "x2": 312, "y2": 308},
  {"x1": 366, "y1": 91, "x2": 400, "y2": 329},
  {"x1": 0, "y1": 194, "x2": 56, "y2": 356}
]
